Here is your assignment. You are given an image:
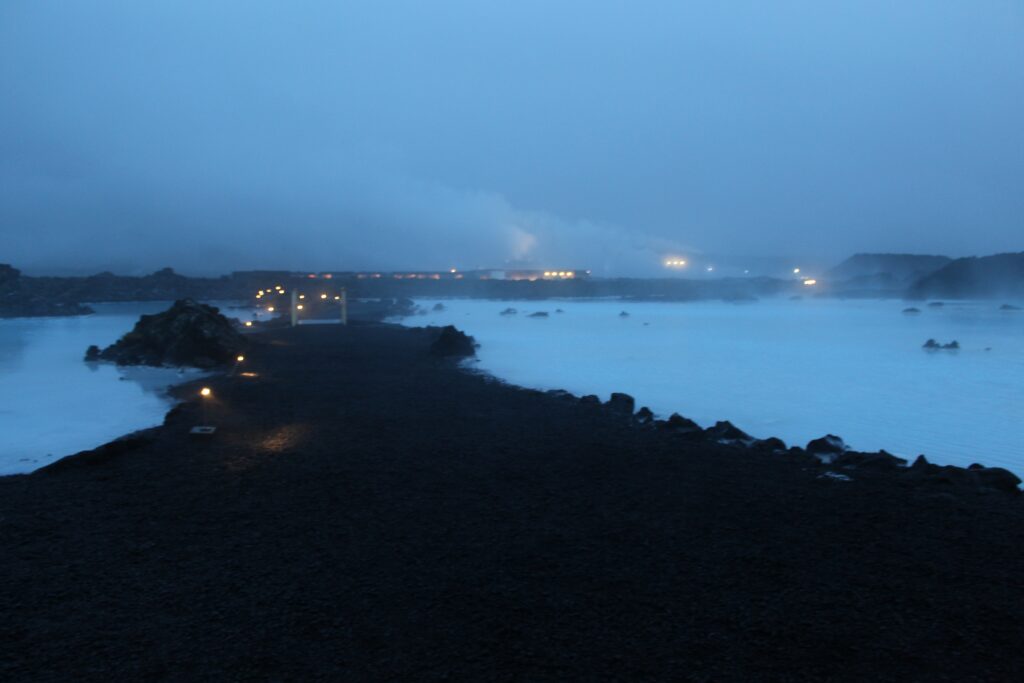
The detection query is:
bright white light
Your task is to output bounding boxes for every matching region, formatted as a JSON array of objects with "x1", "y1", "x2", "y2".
[
  {"x1": 793, "y1": 268, "x2": 801, "y2": 274},
  {"x1": 236, "y1": 355, "x2": 245, "y2": 363},
  {"x1": 199, "y1": 387, "x2": 212, "y2": 397},
  {"x1": 706, "y1": 266, "x2": 714, "y2": 272},
  {"x1": 803, "y1": 279, "x2": 817, "y2": 286},
  {"x1": 244, "y1": 321, "x2": 253, "y2": 327}
]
